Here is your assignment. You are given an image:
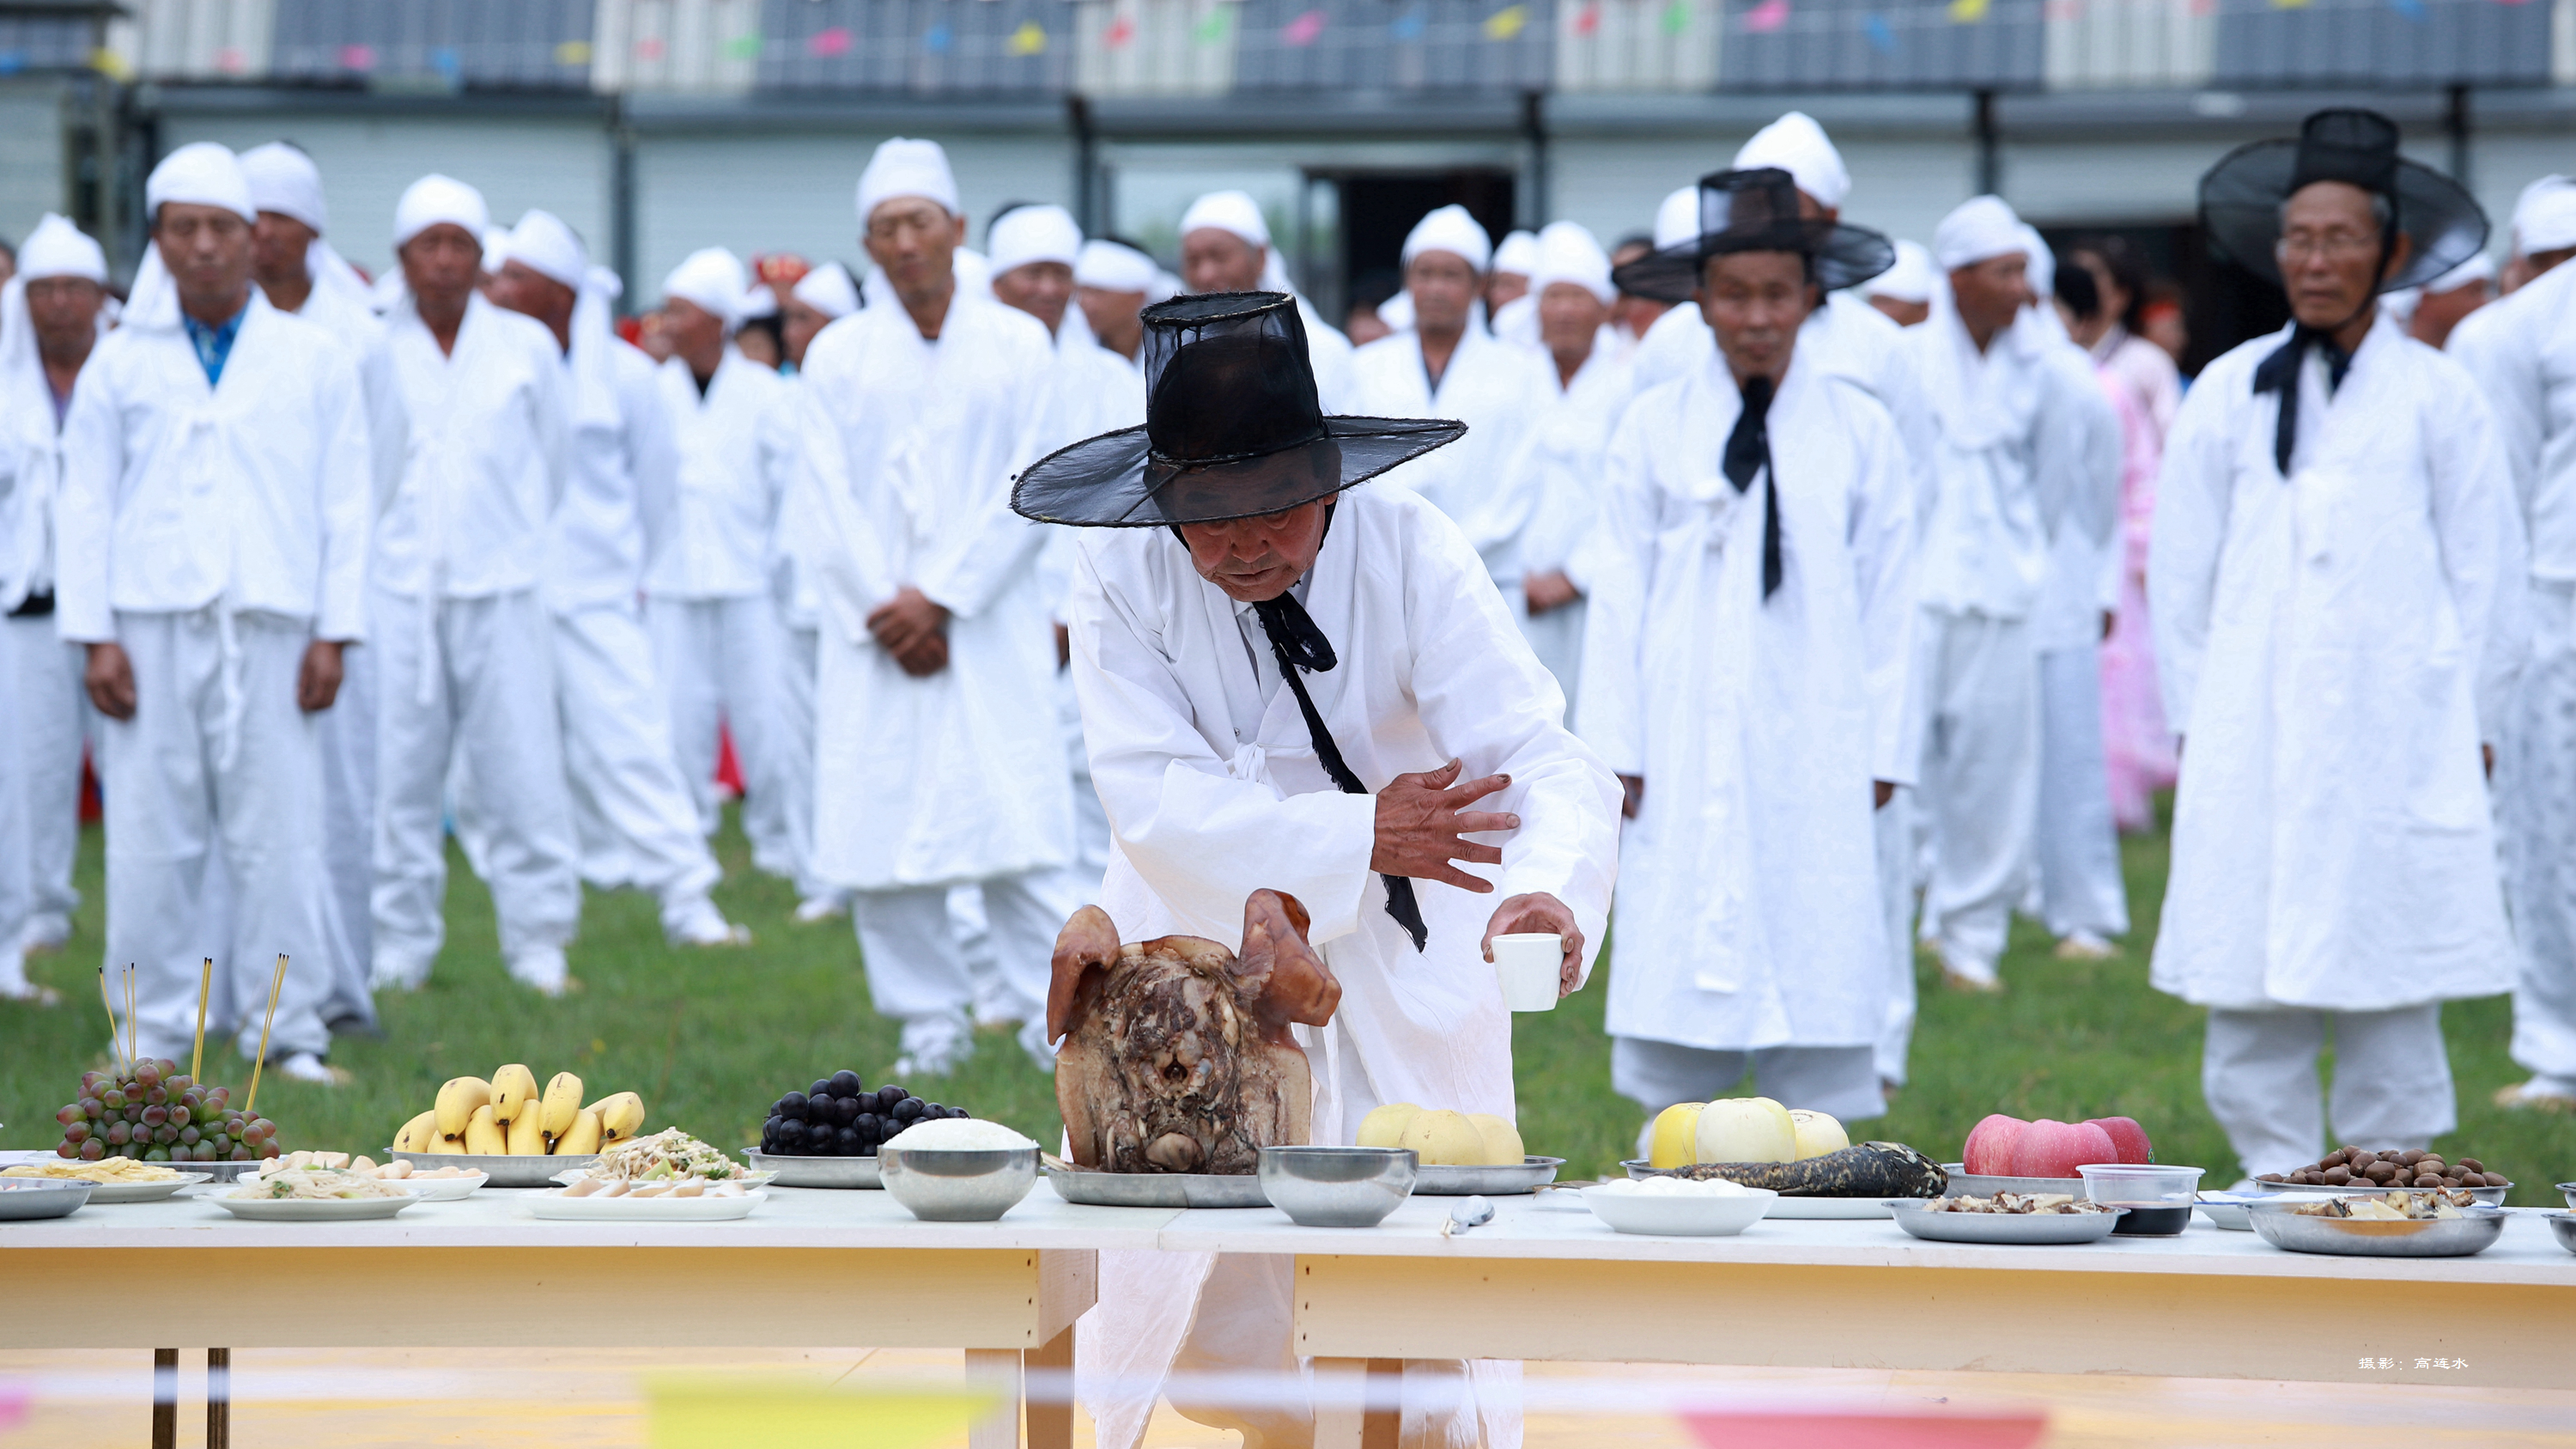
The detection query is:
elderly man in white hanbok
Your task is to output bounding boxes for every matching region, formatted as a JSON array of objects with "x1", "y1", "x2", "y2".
[
  {"x1": 2445, "y1": 176, "x2": 2576, "y2": 1114},
  {"x1": 798, "y1": 138, "x2": 1079, "y2": 1076},
  {"x1": 1, "y1": 216, "x2": 109, "y2": 987},
  {"x1": 370, "y1": 175, "x2": 583, "y2": 995},
  {"x1": 2154, "y1": 110, "x2": 2523, "y2": 1177},
  {"x1": 1484, "y1": 227, "x2": 1542, "y2": 349},
  {"x1": 772, "y1": 260, "x2": 860, "y2": 924},
  {"x1": 1352, "y1": 205, "x2": 1555, "y2": 604},
  {"x1": 240, "y1": 141, "x2": 409, "y2": 1034},
  {"x1": 1585, "y1": 168, "x2": 1917, "y2": 1129},
  {"x1": 1074, "y1": 237, "x2": 1157, "y2": 369},
  {"x1": 1511, "y1": 222, "x2": 1631, "y2": 709},
  {"x1": 1017, "y1": 289, "x2": 1619, "y2": 1449},
  {"x1": 483, "y1": 218, "x2": 743, "y2": 952},
  {"x1": 1861, "y1": 240, "x2": 1937, "y2": 328},
  {"x1": 647, "y1": 246, "x2": 798, "y2": 869},
  {"x1": 57, "y1": 144, "x2": 369, "y2": 1076},
  {"x1": 1177, "y1": 189, "x2": 1358, "y2": 411}
]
